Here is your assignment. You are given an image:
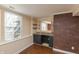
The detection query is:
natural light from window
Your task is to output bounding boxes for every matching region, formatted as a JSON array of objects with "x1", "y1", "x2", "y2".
[
  {"x1": 4, "y1": 11, "x2": 22, "y2": 41},
  {"x1": 41, "y1": 22, "x2": 48, "y2": 31}
]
